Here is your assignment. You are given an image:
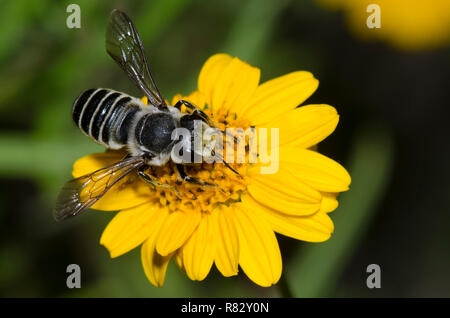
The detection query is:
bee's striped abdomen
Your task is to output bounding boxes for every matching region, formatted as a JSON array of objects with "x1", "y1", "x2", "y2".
[
  {"x1": 100, "y1": 95, "x2": 131, "y2": 144},
  {"x1": 72, "y1": 88, "x2": 143, "y2": 149},
  {"x1": 72, "y1": 88, "x2": 96, "y2": 125},
  {"x1": 90, "y1": 91, "x2": 122, "y2": 141},
  {"x1": 80, "y1": 89, "x2": 109, "y2": 134}
]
